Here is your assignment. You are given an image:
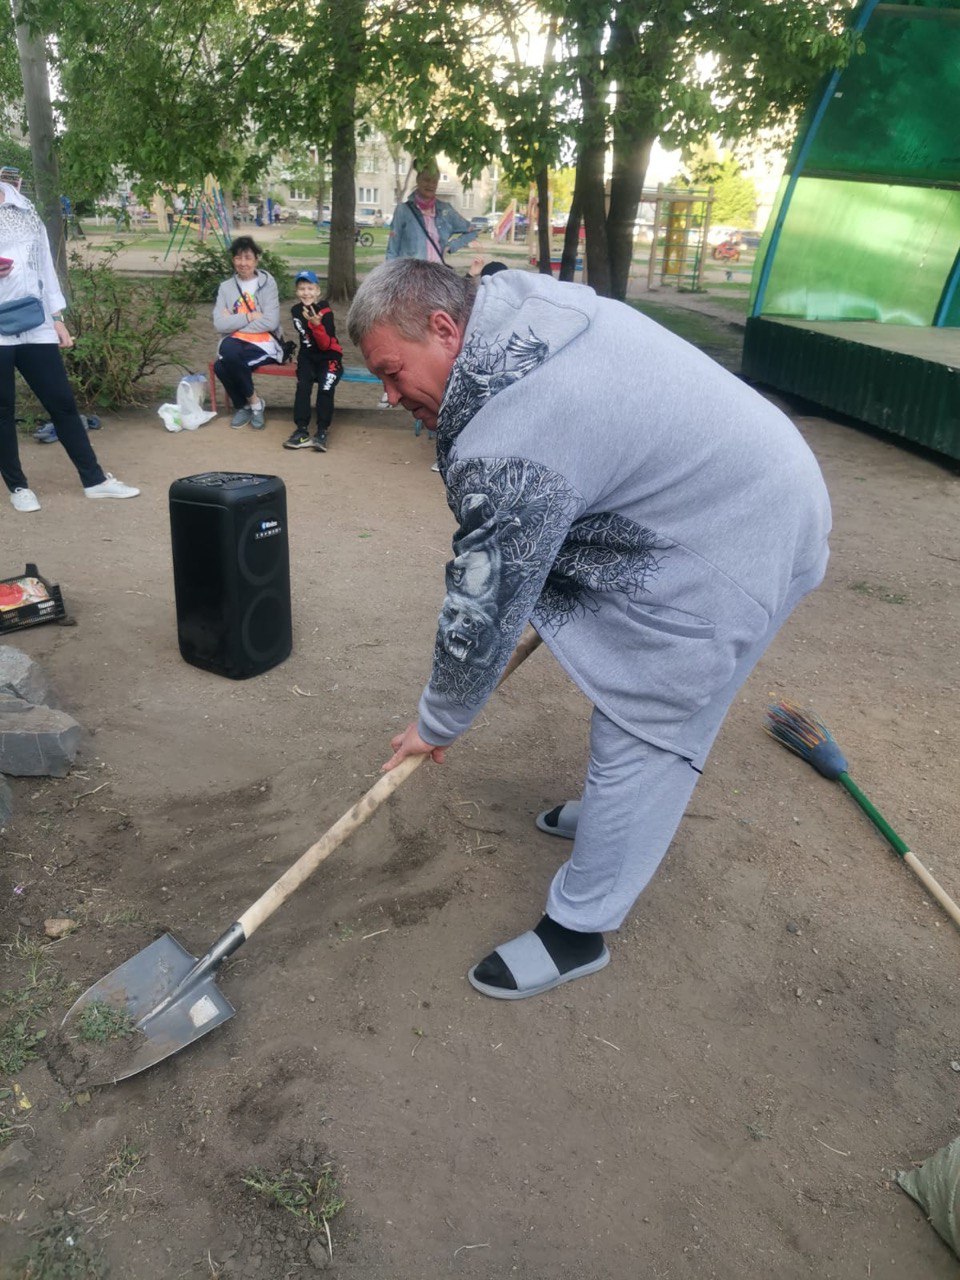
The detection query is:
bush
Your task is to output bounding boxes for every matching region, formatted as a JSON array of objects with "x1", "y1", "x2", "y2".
[
  {"x1": 170, "y1": 239, "x2": 294, "y2": 304},
  {"x1": 63, "y1": 245, "x2": 193, "y2": 408}
]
